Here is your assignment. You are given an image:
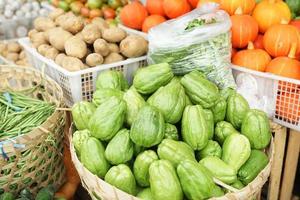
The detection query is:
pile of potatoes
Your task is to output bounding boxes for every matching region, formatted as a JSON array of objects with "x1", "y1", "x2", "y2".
[
  {"x1": 28, "y1": 8, "x2": 148, "y2": 72},
  {"x1": 0, "y1": 41, "x2": 28, "y2": 66}
]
